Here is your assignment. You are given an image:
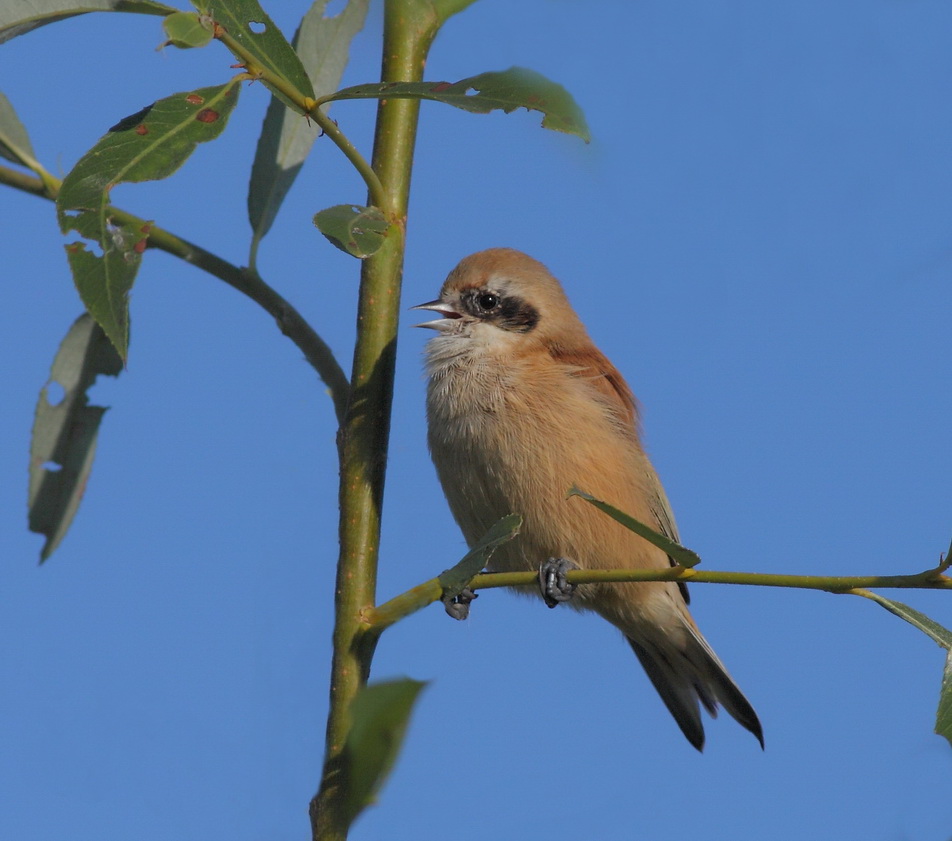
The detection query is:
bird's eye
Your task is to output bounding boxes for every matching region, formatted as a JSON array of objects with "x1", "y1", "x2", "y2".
[{"x1": 476, "y1": 292, "x2": 499, "y2": 311}]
